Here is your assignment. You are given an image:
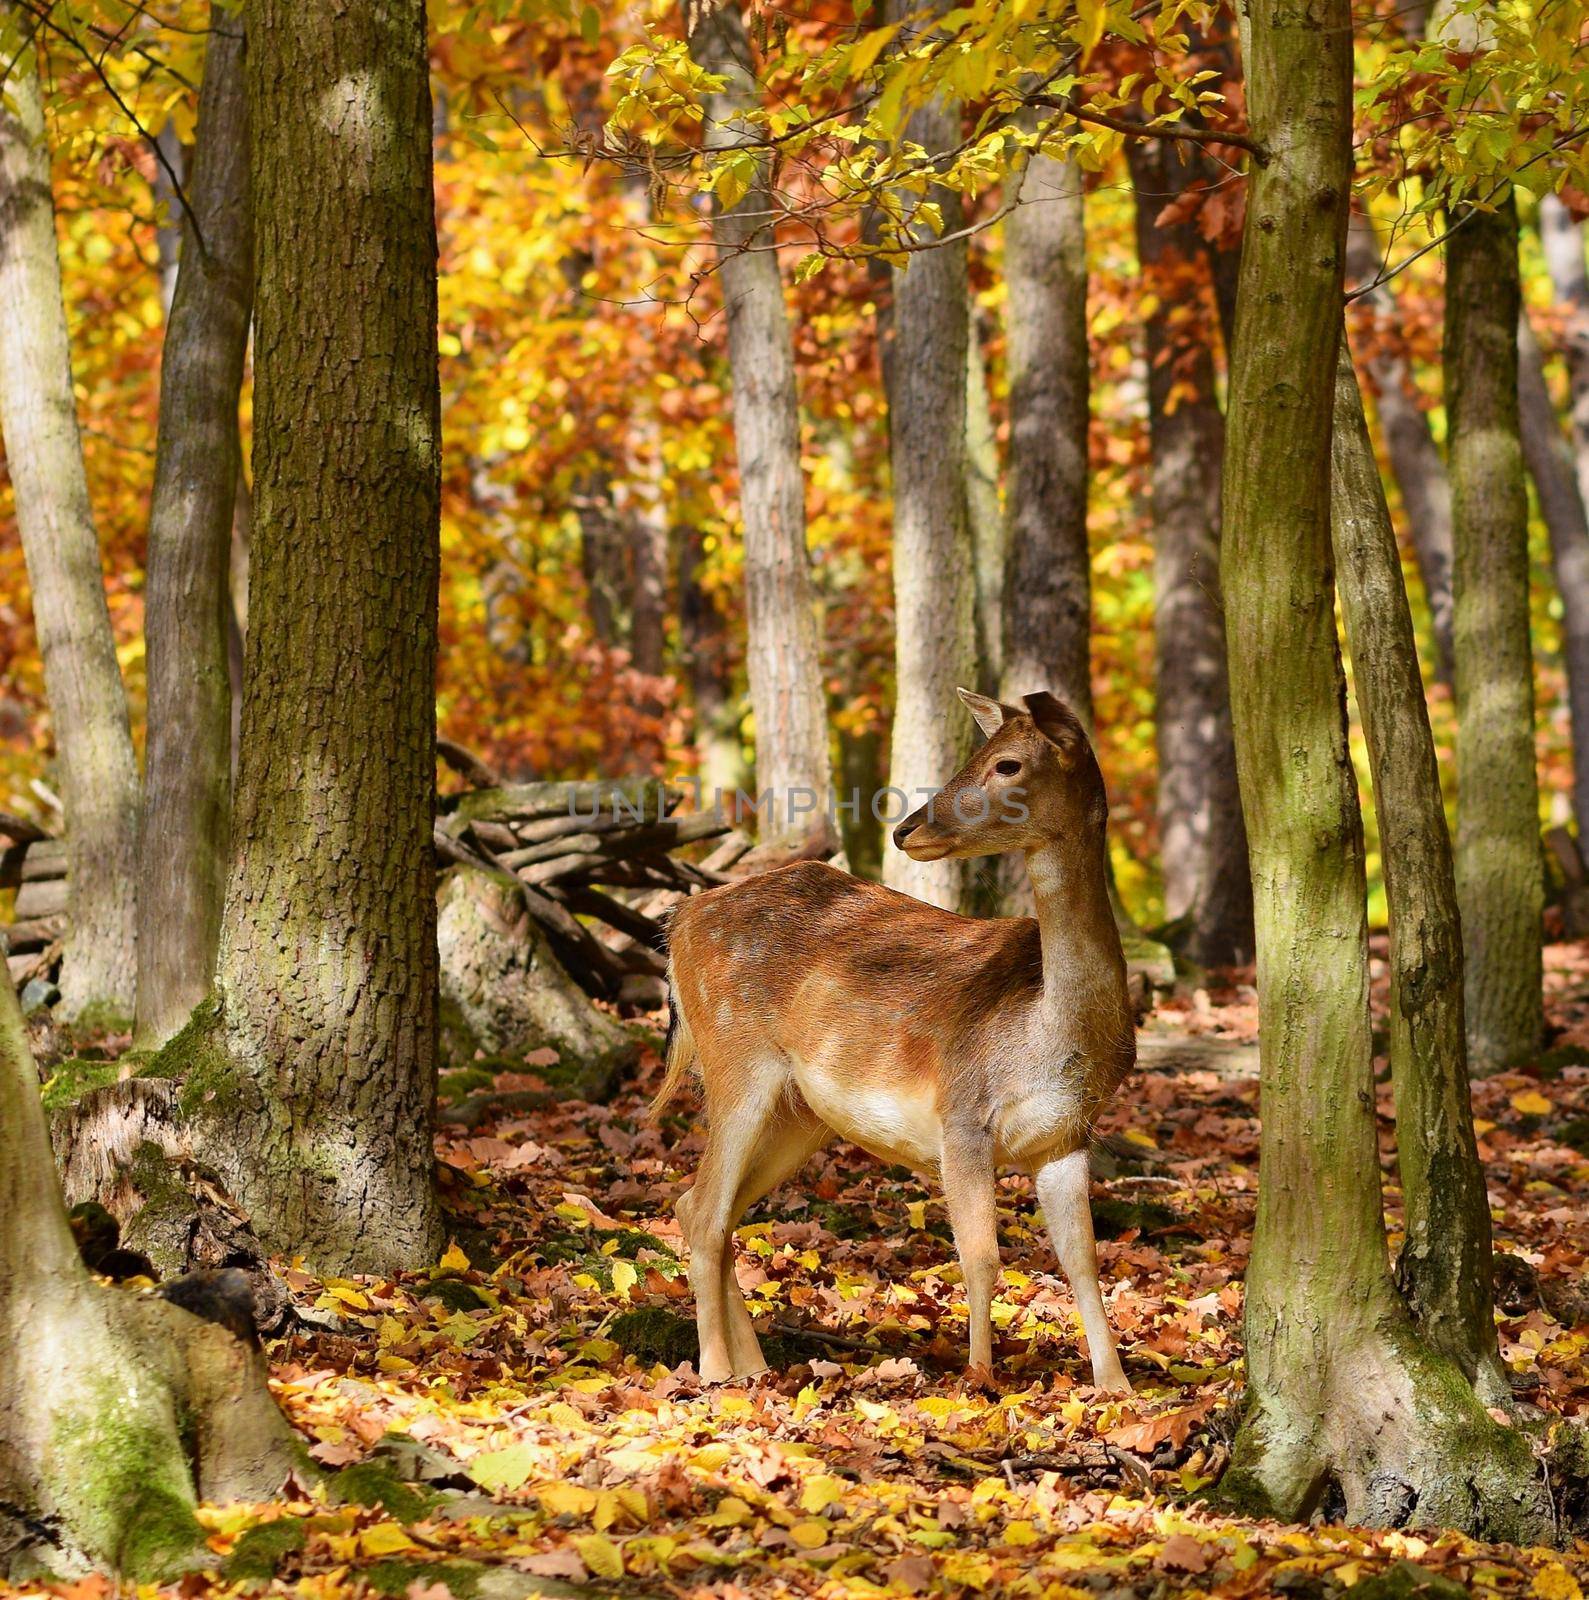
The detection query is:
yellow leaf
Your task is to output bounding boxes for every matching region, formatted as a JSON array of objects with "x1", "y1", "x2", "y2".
[
  {"x1": 439, "y1": 1241, "x2": 471, "y2": 1272},
  {"x1": 611, "y1": 1260, "x2": 638, "y2": 1300},
  {"x1": 1533, "y1": 1564, "x2": 1584, "y2": 1600},
  {"x1": 1510, "y1": 1090, "x2": 1552, "y2": 1117},
  {"x1": 906, "y1": 1200, "x2": 927, "y2": 1230},
  {"x1": 576, "y1": 1534, "x2": 624, "y2": 1579},
  {"x1": 324, "y1": 1284, "x2": 369, "y2": 1310},
  {"x1": 800, "y1": 1476, "x2": 847, "y2": 1513},
  {"x1": 789, "y1": 1519, "x2": 831, "y2": 1549},
  {"x1": 467, "y1": 1444, "x2": 537, "y2": 1494},
  {"x1": 359, "y1": 1523, "x2": 418, "y2": 1556},
  {"x1": 537, "y1": 1482, "x2": 599, "y2": 1517}
]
